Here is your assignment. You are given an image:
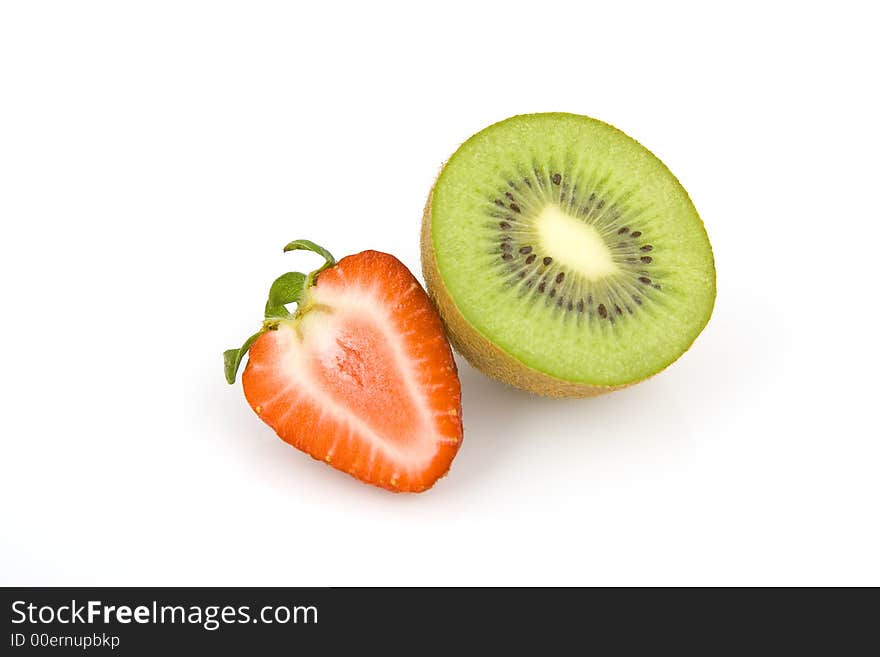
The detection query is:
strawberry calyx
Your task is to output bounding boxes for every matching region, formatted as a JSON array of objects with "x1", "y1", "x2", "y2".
[{"x1": 223, "y1": 239, "x2": 336, "y2": 384}]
